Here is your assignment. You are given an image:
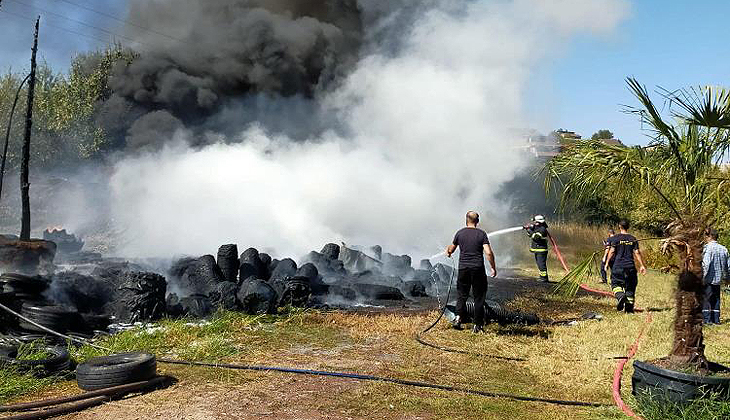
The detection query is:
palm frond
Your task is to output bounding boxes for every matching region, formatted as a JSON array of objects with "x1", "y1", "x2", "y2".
[
  {"x1": 551, "y1": 252, "x2": 600, "y2": 298},
  {"x1": 663, "y1": 85, "x2": 730, "y2": 129},
  {"x1": 544, "y1": 140, "x2": 683, "y2": 220}
]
